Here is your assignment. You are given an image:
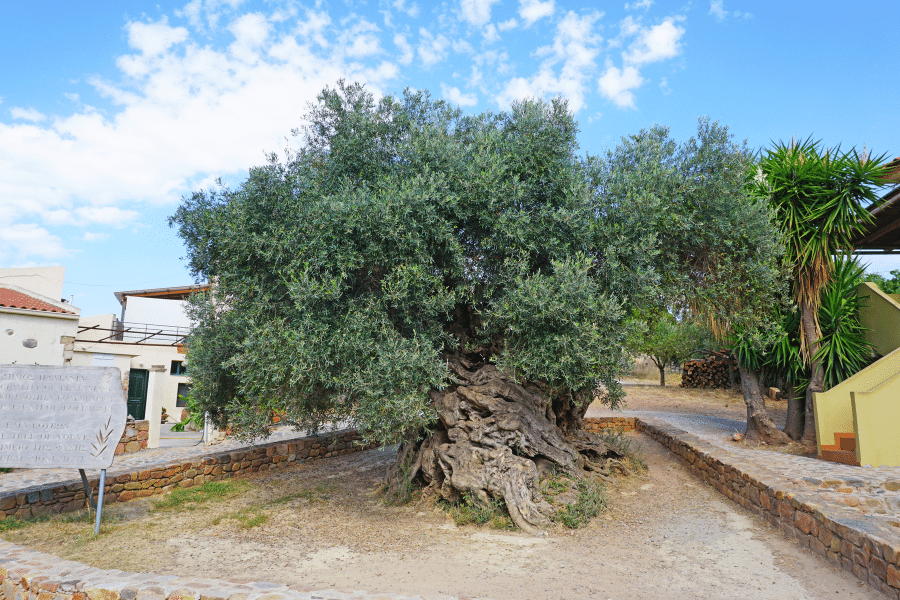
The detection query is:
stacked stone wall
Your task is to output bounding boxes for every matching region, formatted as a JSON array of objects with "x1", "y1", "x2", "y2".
[
  {"x1": 583, "y1": 416, "x2": 637, "y2": 433},
  {"x1": 0, "y1": 429, "x2": 375, "y2": 521},
  {"x1": 115, "y1": 420, "x2": 150, "y2": 455}
]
